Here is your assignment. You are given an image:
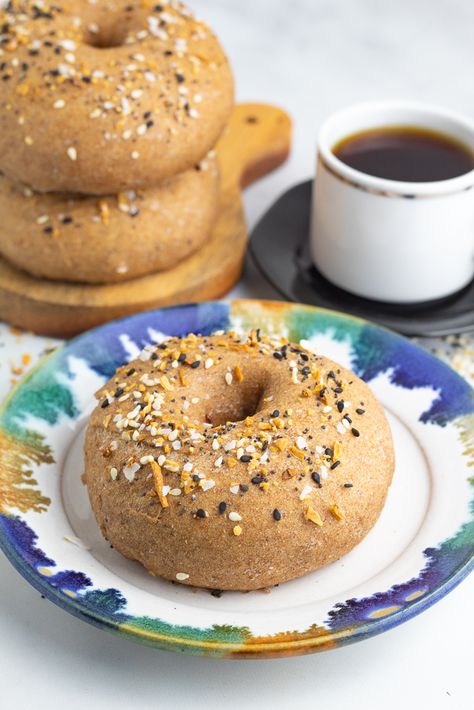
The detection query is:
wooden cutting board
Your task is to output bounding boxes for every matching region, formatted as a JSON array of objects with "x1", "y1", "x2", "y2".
[{"x1": 0, "y1": 103, "x2": 291, "y2": 338}]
